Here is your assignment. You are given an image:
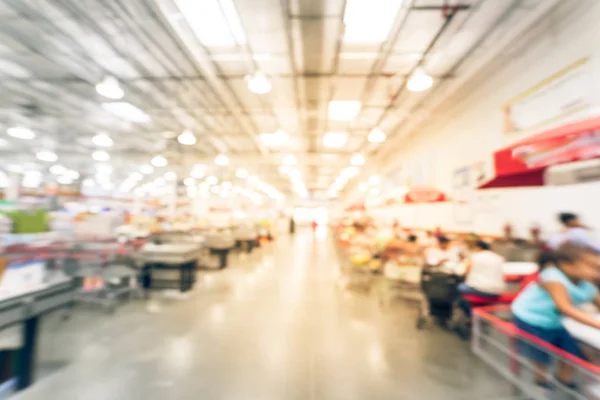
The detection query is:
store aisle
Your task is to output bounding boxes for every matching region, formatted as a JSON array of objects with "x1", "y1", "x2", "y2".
[{"x1": 16, "y1": 230, "x2": 510, "y2": 400}]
